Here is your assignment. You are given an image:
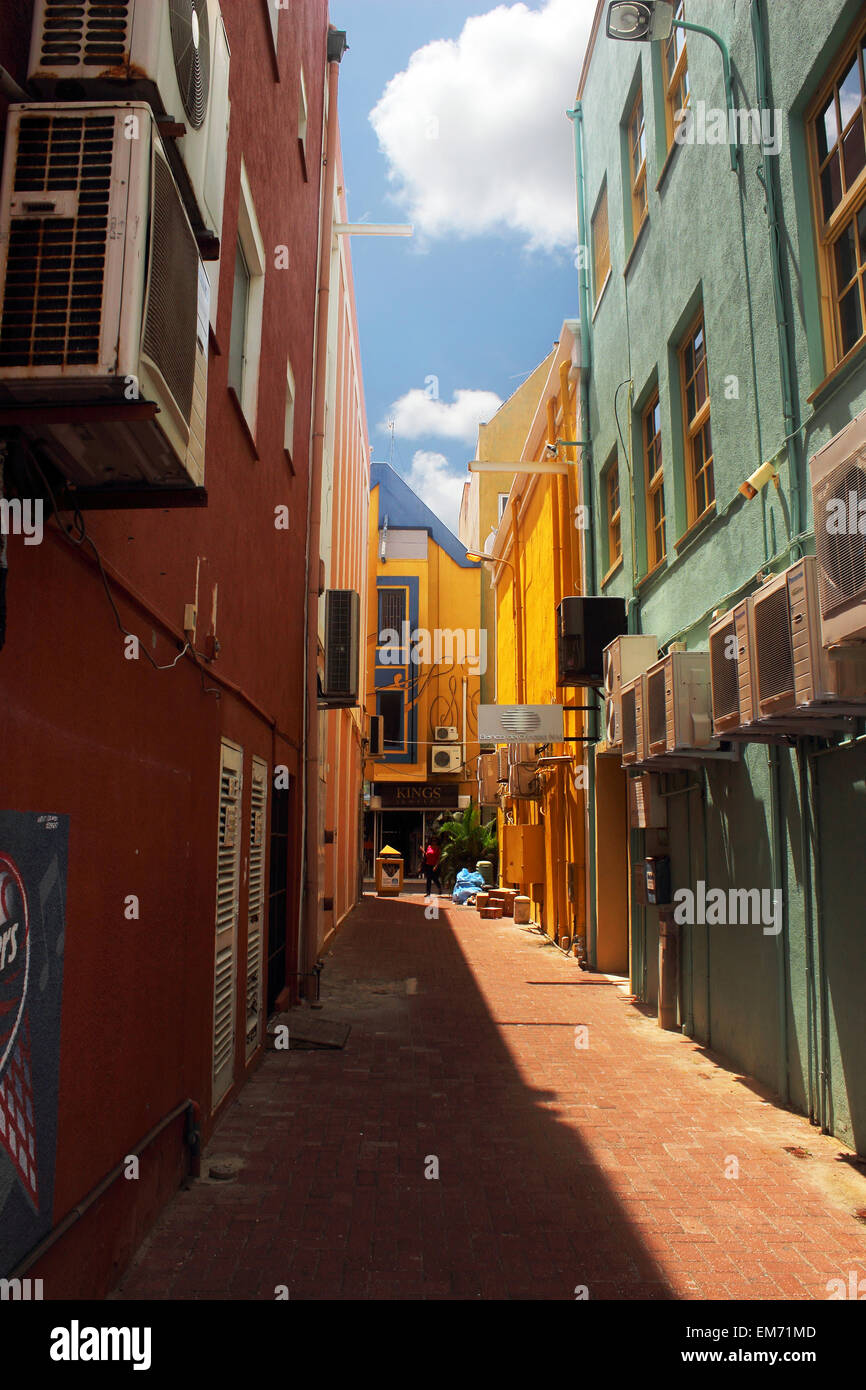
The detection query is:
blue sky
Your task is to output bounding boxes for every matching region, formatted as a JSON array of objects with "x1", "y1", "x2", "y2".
[{"x1": 333, "y1": 0, "x2": 595, "y2": 531}]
